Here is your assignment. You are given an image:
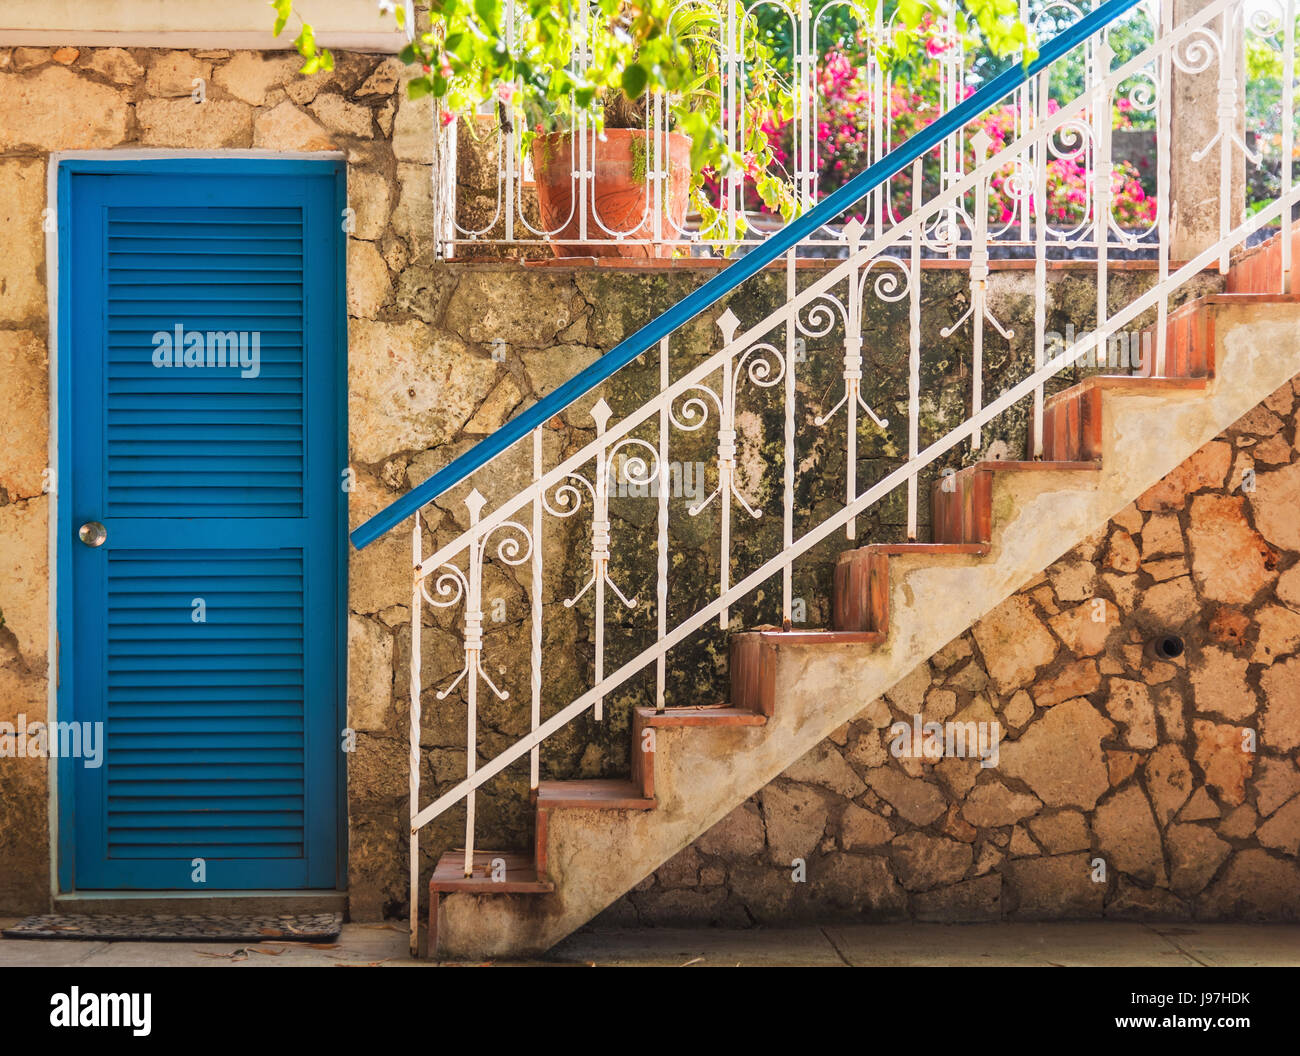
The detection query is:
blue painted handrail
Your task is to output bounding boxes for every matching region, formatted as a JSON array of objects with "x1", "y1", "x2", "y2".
[{"x1": 352, "y1": 0, "x2": 1142, "y2": 549}]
